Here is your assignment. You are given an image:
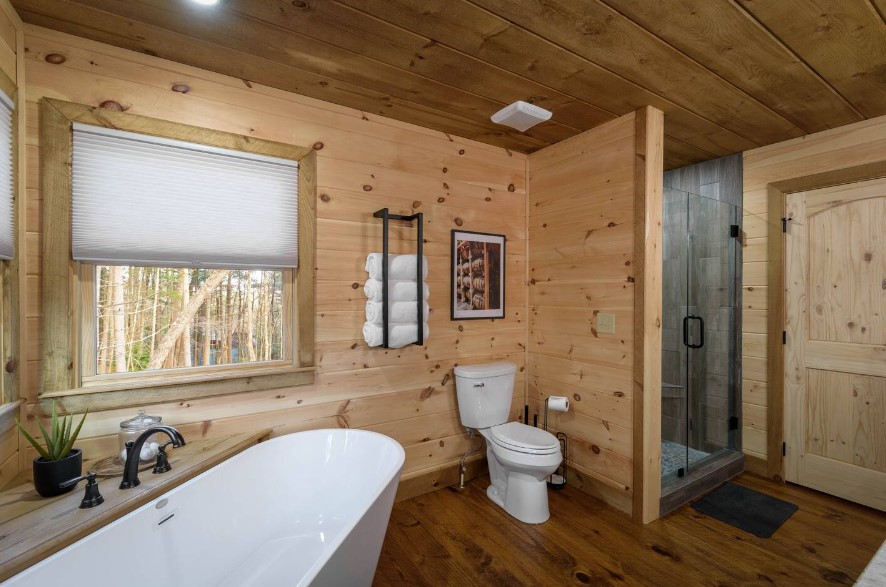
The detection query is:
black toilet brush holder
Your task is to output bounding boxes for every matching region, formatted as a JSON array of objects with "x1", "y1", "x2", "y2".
[{"x1": 547, "y1": 432, "x2": 567, "y2": 490}]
